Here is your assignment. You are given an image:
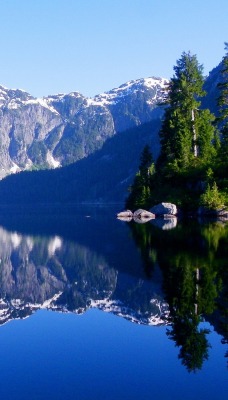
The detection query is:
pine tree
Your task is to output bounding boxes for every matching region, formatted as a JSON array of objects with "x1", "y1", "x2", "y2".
[
  {"x1": 158, "y1": 52, "x2": 216, "y2": 171},
  {"x1": 138, "y1": 145, "x2": 154, "y2": 185},
  {"x1": 126, "y1": 145, "x2": 155, "y2": 208}
]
